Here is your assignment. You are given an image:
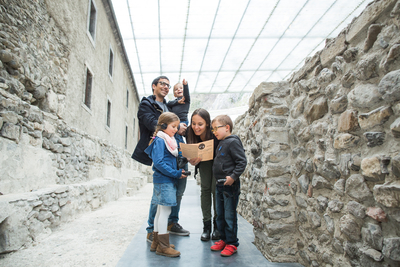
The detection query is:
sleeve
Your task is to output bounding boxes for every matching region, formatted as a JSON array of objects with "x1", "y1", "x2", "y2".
[
  {"x1": 183, "y1": 83, "x2": 190, "y2": 103},
  {"x1": 229, "y1": 139, "x2": 247, "y2": 181},
  {"x1": 152, "y1": 140, "x2": 182, "y2": 179},
  {"x1": 137, "y1": 101, "x2": 159, "y2": 132},
  {"x1": 167, "y1": 99, "x2": 179, "y2": 108}
]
